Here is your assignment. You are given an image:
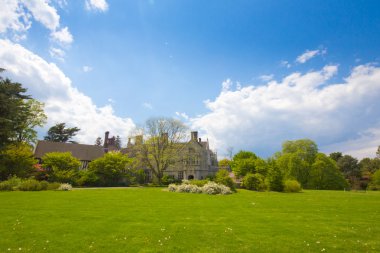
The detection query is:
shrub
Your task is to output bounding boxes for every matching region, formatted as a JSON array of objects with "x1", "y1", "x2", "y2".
[
  {"x1": 177, "y1": 183, "x2": 202, "y2": 193},
  {"x1": 47, "y1": 182, "x2": 61, "y2": 190},
  {"x1": 58, "y1": 183, "x2": 73, "y2": 191},
  {"x1": 42, "y1": 152, "x2": 81, "y2": 184},
  {"x1": 368, "y1": 170, "x2": 380, "y2": 191},
  {"x1": 18, "y1": 179, "x2": 43, "y2": 191},
  {"x1": 242, "y1": 173, "x2": 267, "y2": 191},
  {"x1": 283, "y1": 179, "x2": 302, "y2": 193},
  {"x1": 188, "y1": 179, "x2": 209, "y2": 187},
  {"x1": 168, "y1": 184, "x2": 177, "y2": 192},
  {"x1": 202, "y1": 182, "x2": 232, "y2": 195},
  {"x1": 215, "y1": 169, "x2": 236, "y2": 191},
  {"x1": 0, "y1": 176, "x2": 22, "y2": 191},
  {"x1": 161, "y1": 175, "x2": 179, "y2": 185}
]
